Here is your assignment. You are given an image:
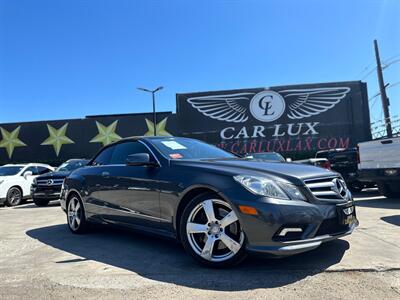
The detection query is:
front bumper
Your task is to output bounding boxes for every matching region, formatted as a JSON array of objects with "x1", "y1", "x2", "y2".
[
  {"x1": 31, "y1": 186, "x2": 61, "y2": 201},
  {"x1": 358, "y1": 168, "x2": 400, "y2": 183},
  {"x1": 222, "y1": 188, "x2": 358, "y2": 256},
  {"x1": 246, "y1": 222, "x2": 357, "y2": 255}
]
